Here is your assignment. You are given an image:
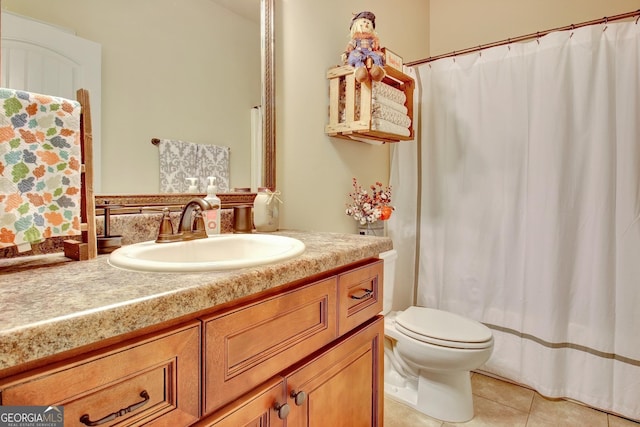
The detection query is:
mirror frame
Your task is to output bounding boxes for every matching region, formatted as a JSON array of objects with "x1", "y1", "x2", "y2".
[
  {"x1": 96, "y1": 0, "x2": 275, "y2": 209},
  {"x1": 262, "y1": 0, "x2": 276, "y2": 192}
]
